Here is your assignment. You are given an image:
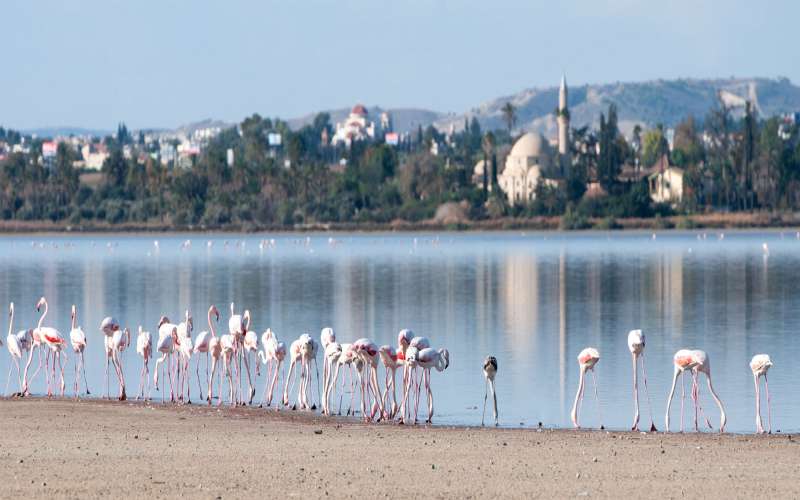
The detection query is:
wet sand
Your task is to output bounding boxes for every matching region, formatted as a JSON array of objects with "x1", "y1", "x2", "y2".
[{"x1": 0, "y1": 398, "x2": 796, "y2": 498}]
